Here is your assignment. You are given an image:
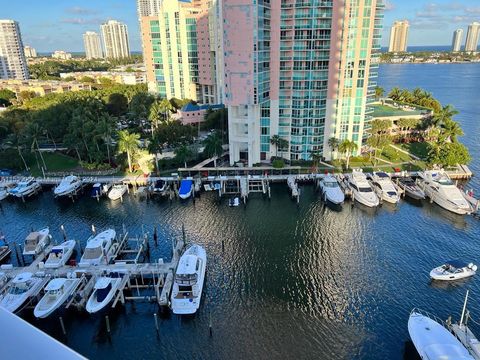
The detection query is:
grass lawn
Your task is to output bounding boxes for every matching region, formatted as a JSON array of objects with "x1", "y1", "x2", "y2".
[
  {"x1": 397, "y1": 142, "x2": 429, "y2": 160},
  {"x1": 28, "y1": 153, "x2": 79, "y2": 176},
  {"x1": 371, "y1": 103, "x2": 423, "y2": 117}
]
